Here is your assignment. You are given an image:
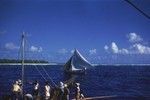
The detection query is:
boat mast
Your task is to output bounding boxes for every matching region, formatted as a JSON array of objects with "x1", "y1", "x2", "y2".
[{"x1": 21, "y1": 32, "x2": 25, "y2": 98}]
